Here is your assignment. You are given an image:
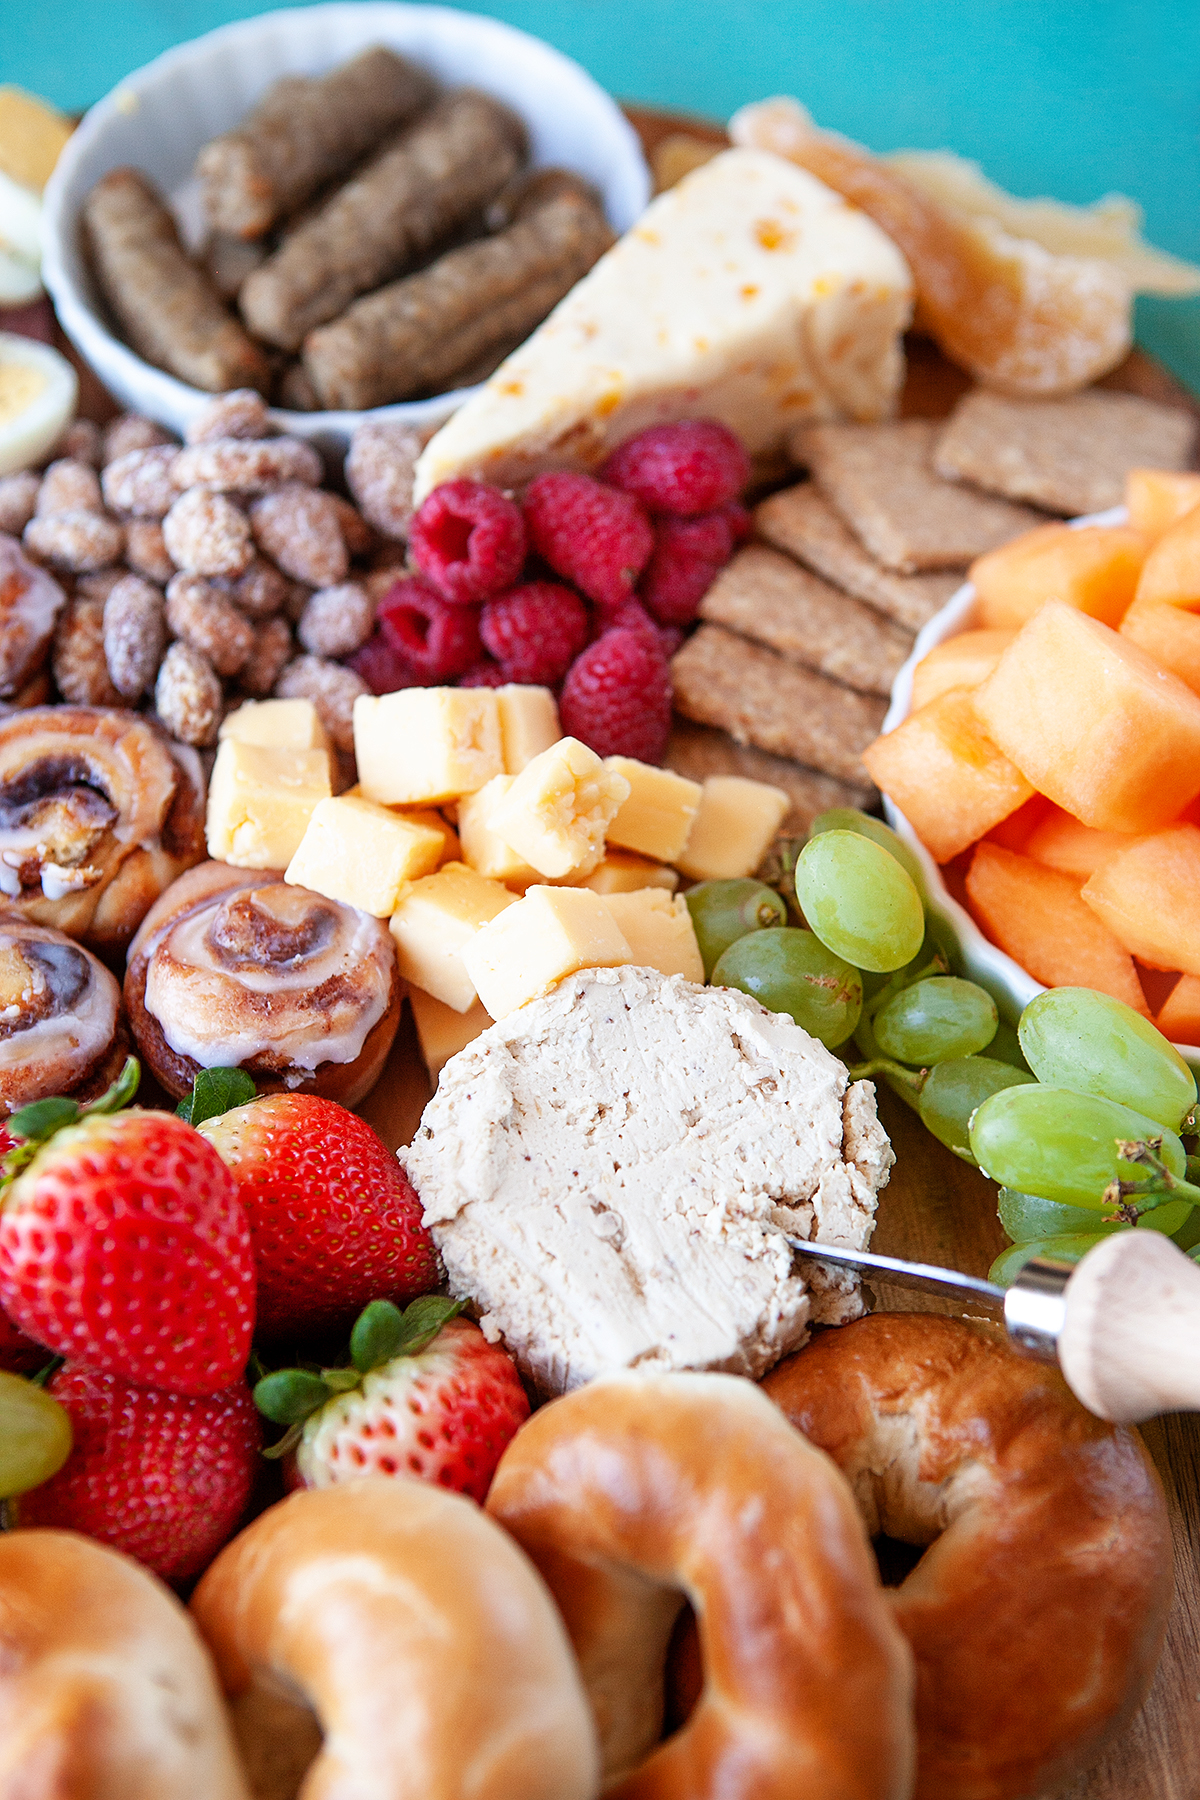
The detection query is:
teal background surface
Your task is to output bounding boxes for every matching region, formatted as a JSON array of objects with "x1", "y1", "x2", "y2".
[{"x1": 7, "y1": 0, "x2": 1199, "y2": 391}]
